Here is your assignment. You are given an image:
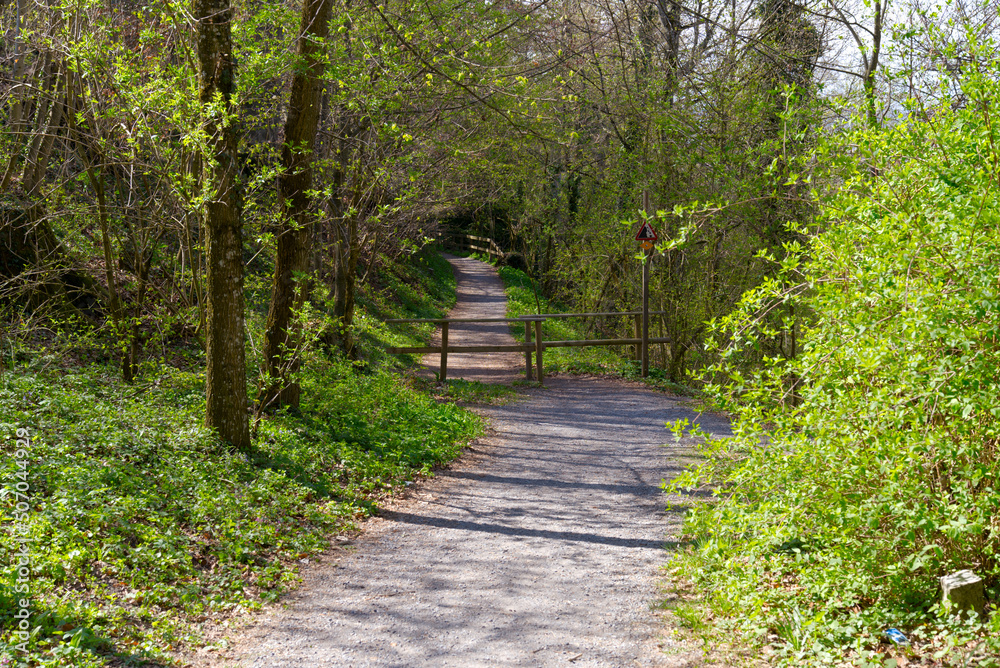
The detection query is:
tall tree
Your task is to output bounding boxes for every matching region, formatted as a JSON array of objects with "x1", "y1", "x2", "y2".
[
  {"x1": 823, "y1": 0, "x2": 885, "y2": 127},
  {"x1": 196, "y1": 0, "x2": 251, "y2": 449},
  {"x1": 259, "y1": 0, "x2": 333, "y2": 410}
]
